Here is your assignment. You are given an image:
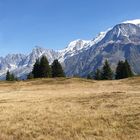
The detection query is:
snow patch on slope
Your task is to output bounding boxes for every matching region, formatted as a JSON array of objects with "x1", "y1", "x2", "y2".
[
  {"x1": 123, "y1": 19, "x2": 140, "y2": 25},
  {"x1": 90, "y1": 28, "x2": 112, "y2": 46}
]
